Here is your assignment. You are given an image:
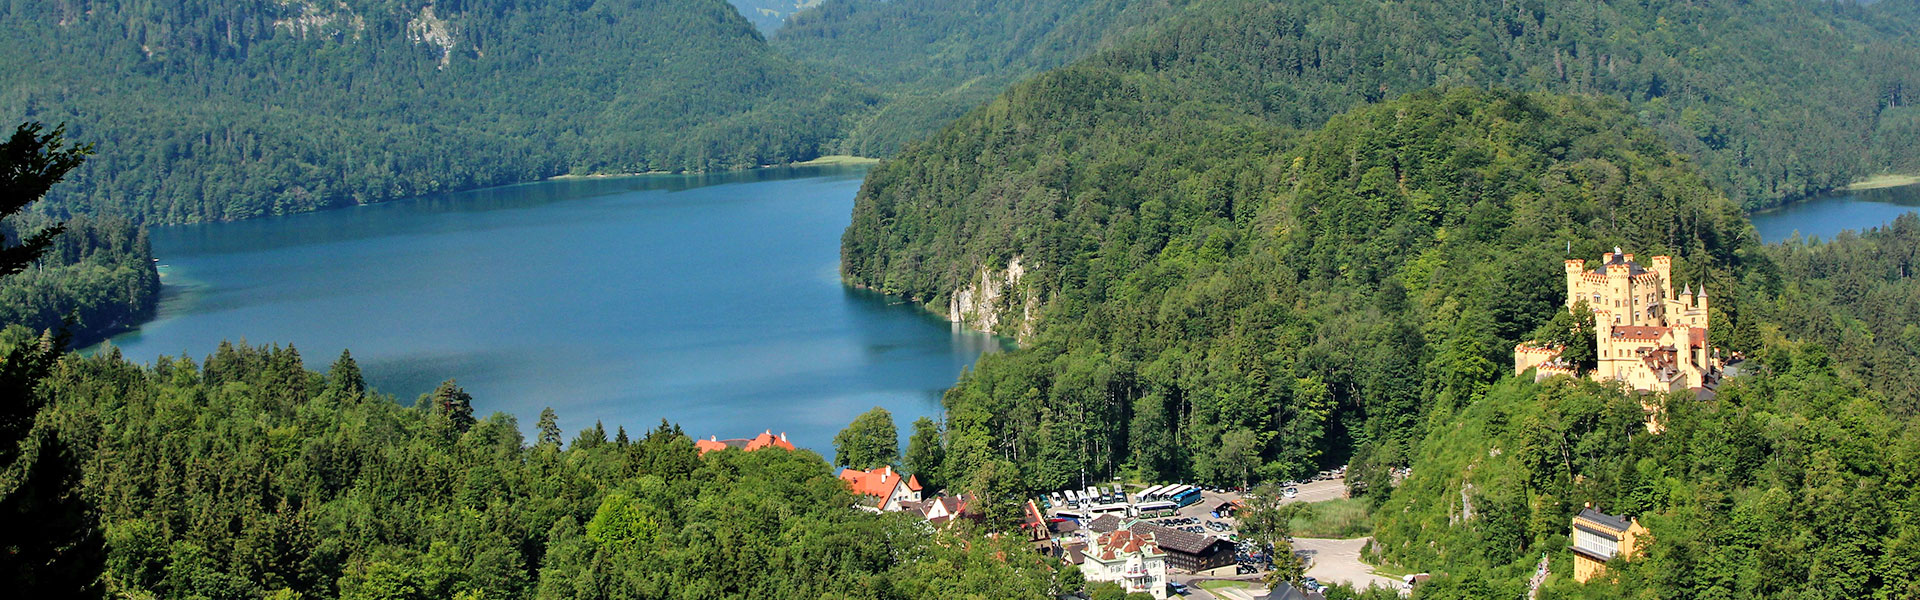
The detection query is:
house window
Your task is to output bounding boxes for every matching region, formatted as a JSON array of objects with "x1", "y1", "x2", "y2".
[{"x1": 1574, "y1": 528, "x2": 1619, "y2": 559}]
